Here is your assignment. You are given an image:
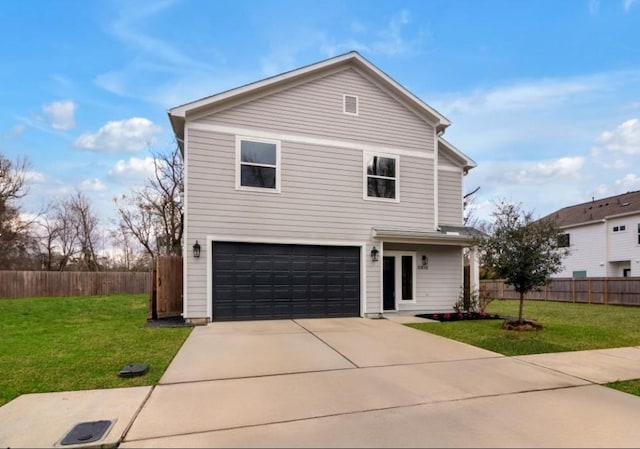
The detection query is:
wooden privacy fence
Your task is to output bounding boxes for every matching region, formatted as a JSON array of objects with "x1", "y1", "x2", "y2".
[
  {"x1": 481, "y1": 278, "x2": 640, "y2": 306},
  {"x1": 0, "y1": 271, "x2": 149, "y2": 299},
  {"x1": 148, "y1": 256, "x2": 183, "y2": 319}
]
